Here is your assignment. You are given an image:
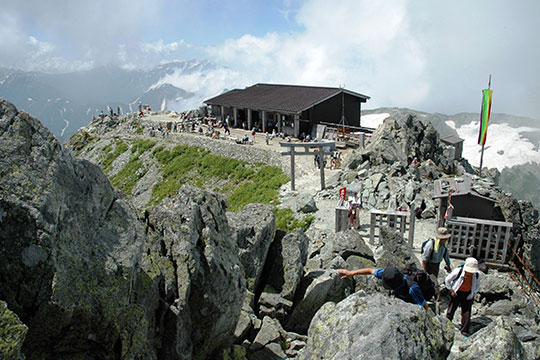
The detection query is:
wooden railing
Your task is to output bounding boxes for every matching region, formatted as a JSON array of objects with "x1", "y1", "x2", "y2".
[
  {"x1": 369, "y1": 209, "x2": 415, "y2": 247},
  {"x1": 445, "y1": 216, "x2": 513, "y2": 264}
]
